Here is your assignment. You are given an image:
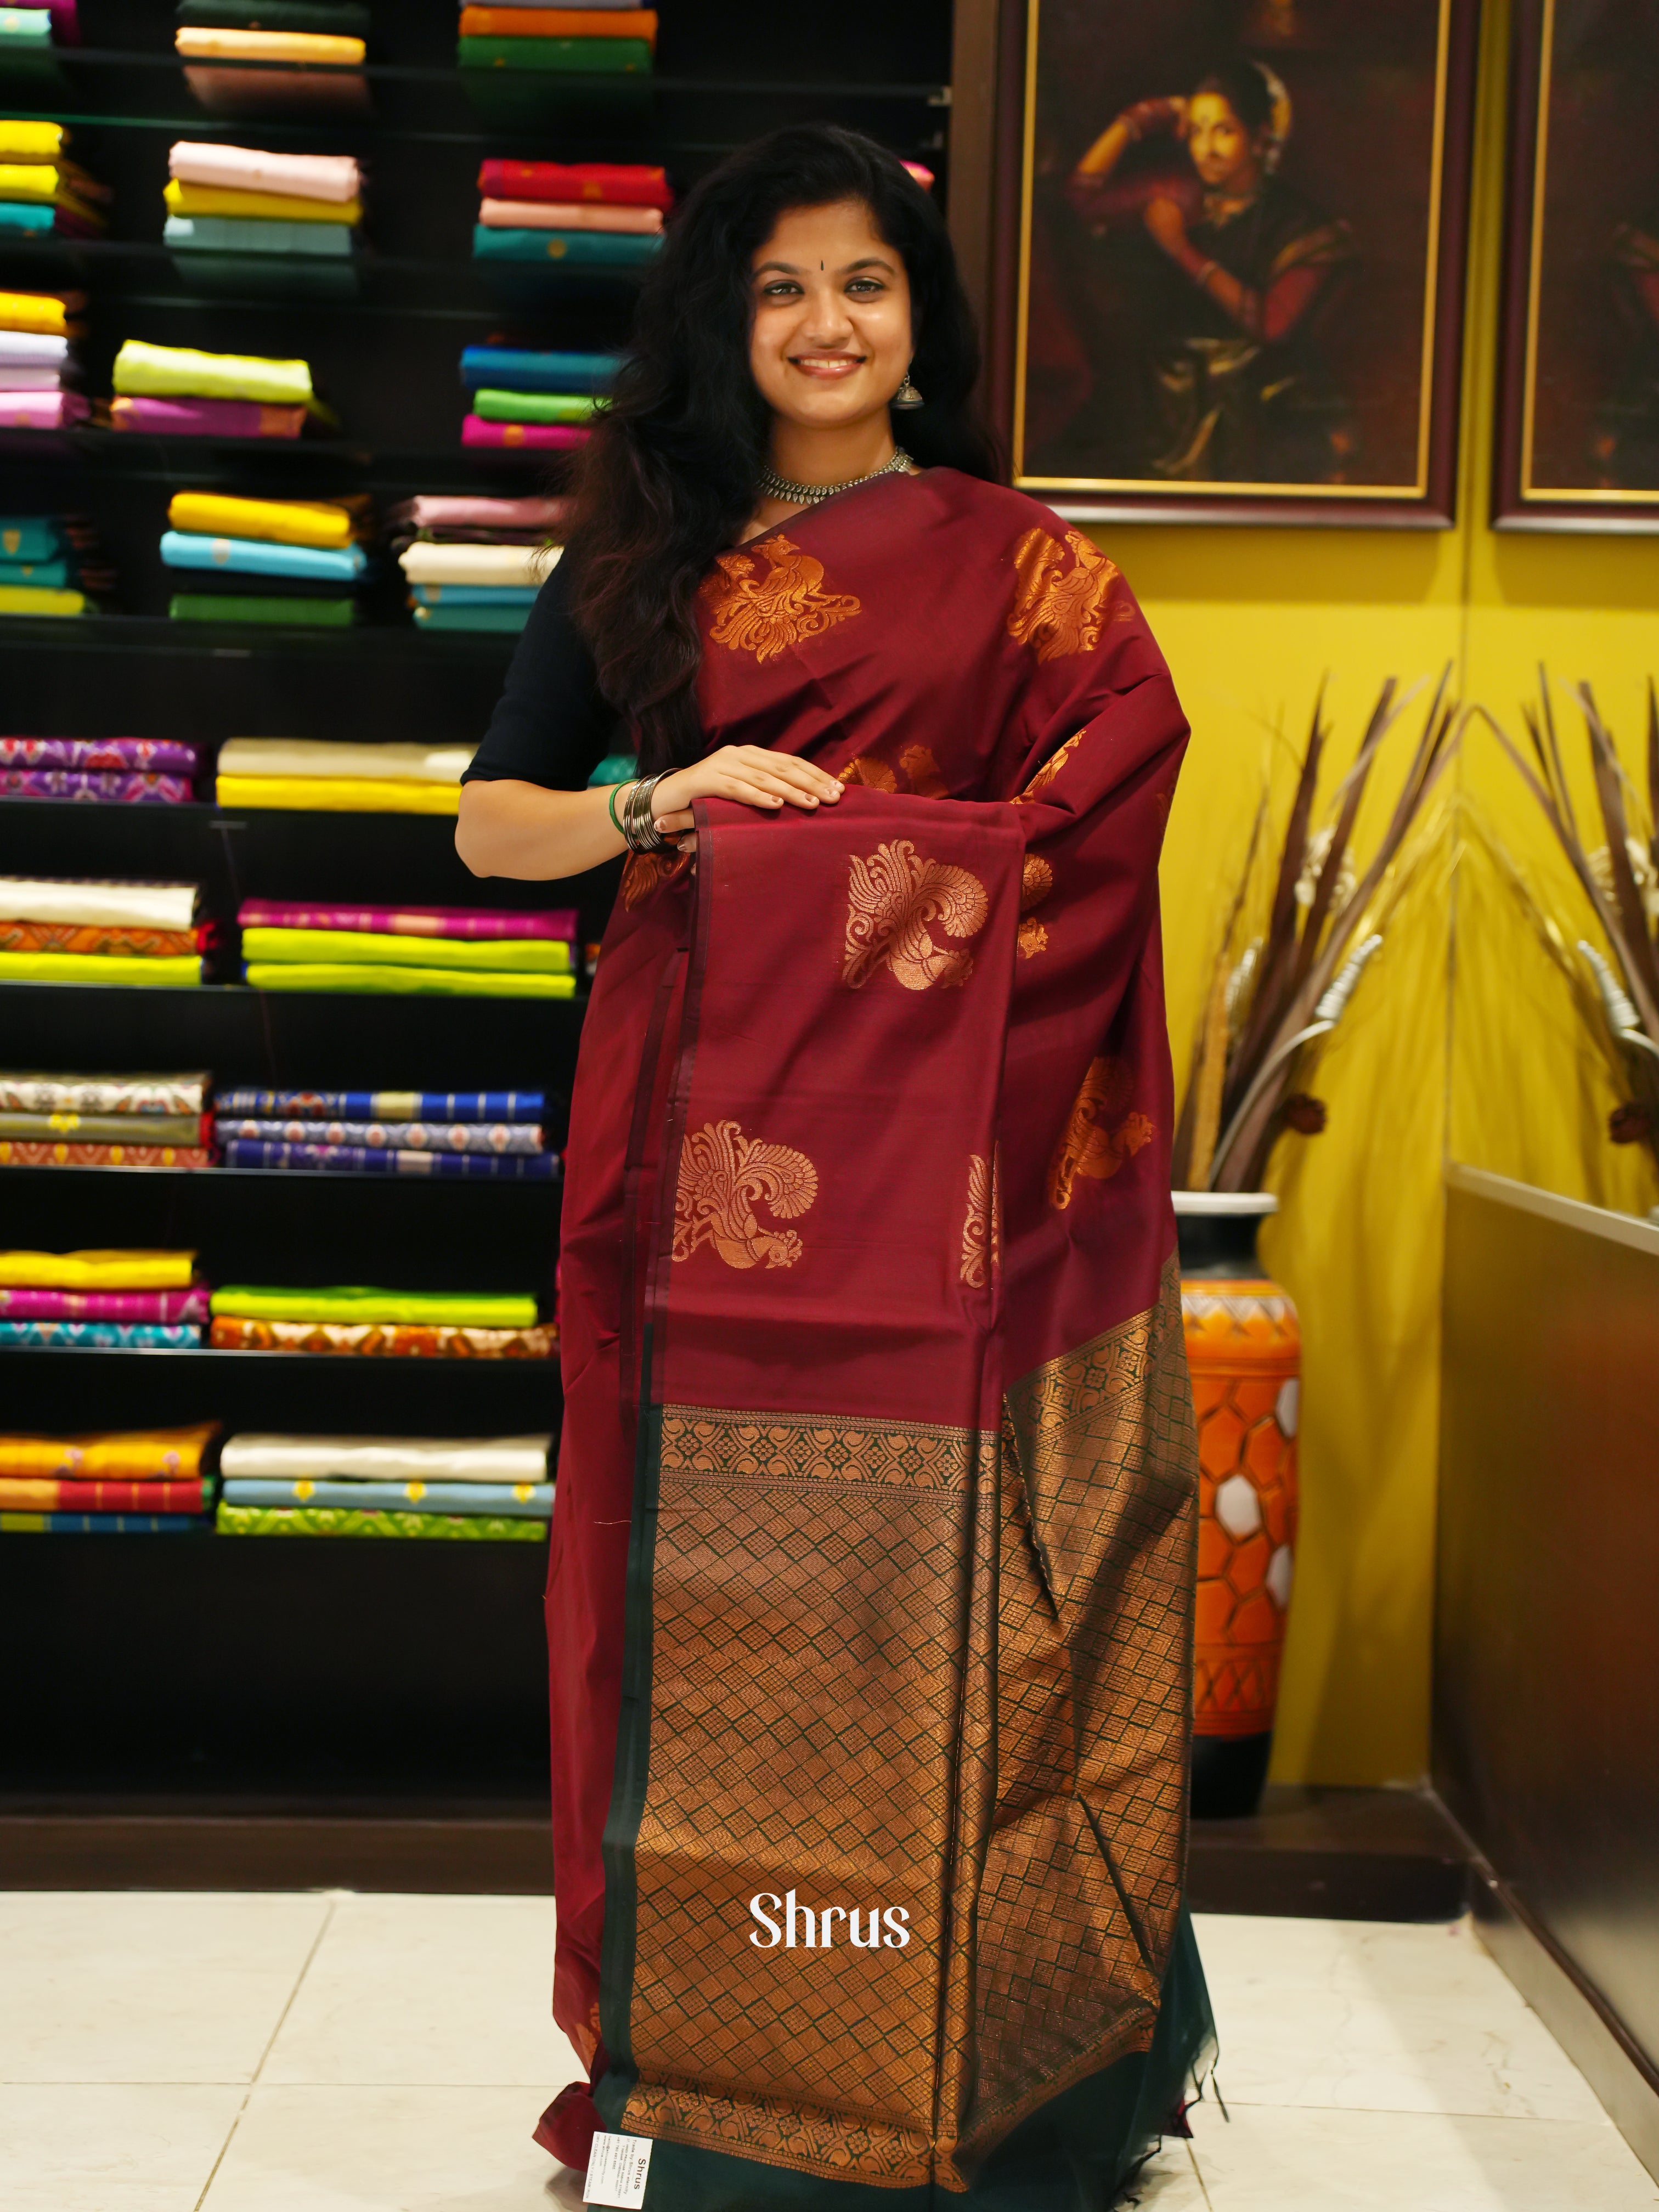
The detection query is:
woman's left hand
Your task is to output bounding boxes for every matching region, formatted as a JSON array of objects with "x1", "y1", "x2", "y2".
[{"x1": 1143, "y1": 195, "x2": 1189, "y2": 253}]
